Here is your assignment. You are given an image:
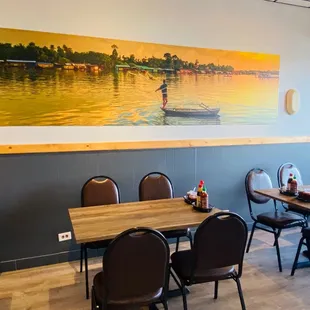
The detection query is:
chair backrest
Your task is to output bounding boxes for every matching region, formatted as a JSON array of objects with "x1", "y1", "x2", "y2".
[
  {"x1": 102, "y1": 227, "x2": 170, "y2": 305},
  {"x1": 139, "y1": 172, "x2": 174, "y2": 201},
  {"x1": 277, "y1": 162, "x2": 303, "y2": 187},
  {"x1": 192, "y1": 212, "x2": 248, "y2": 279},
  {"x1": 81, "y1": 176, "x2": 120, "y2": 207},
  {"x1": 245, "y1": 168, "x2": 272, "y2": 204}
]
